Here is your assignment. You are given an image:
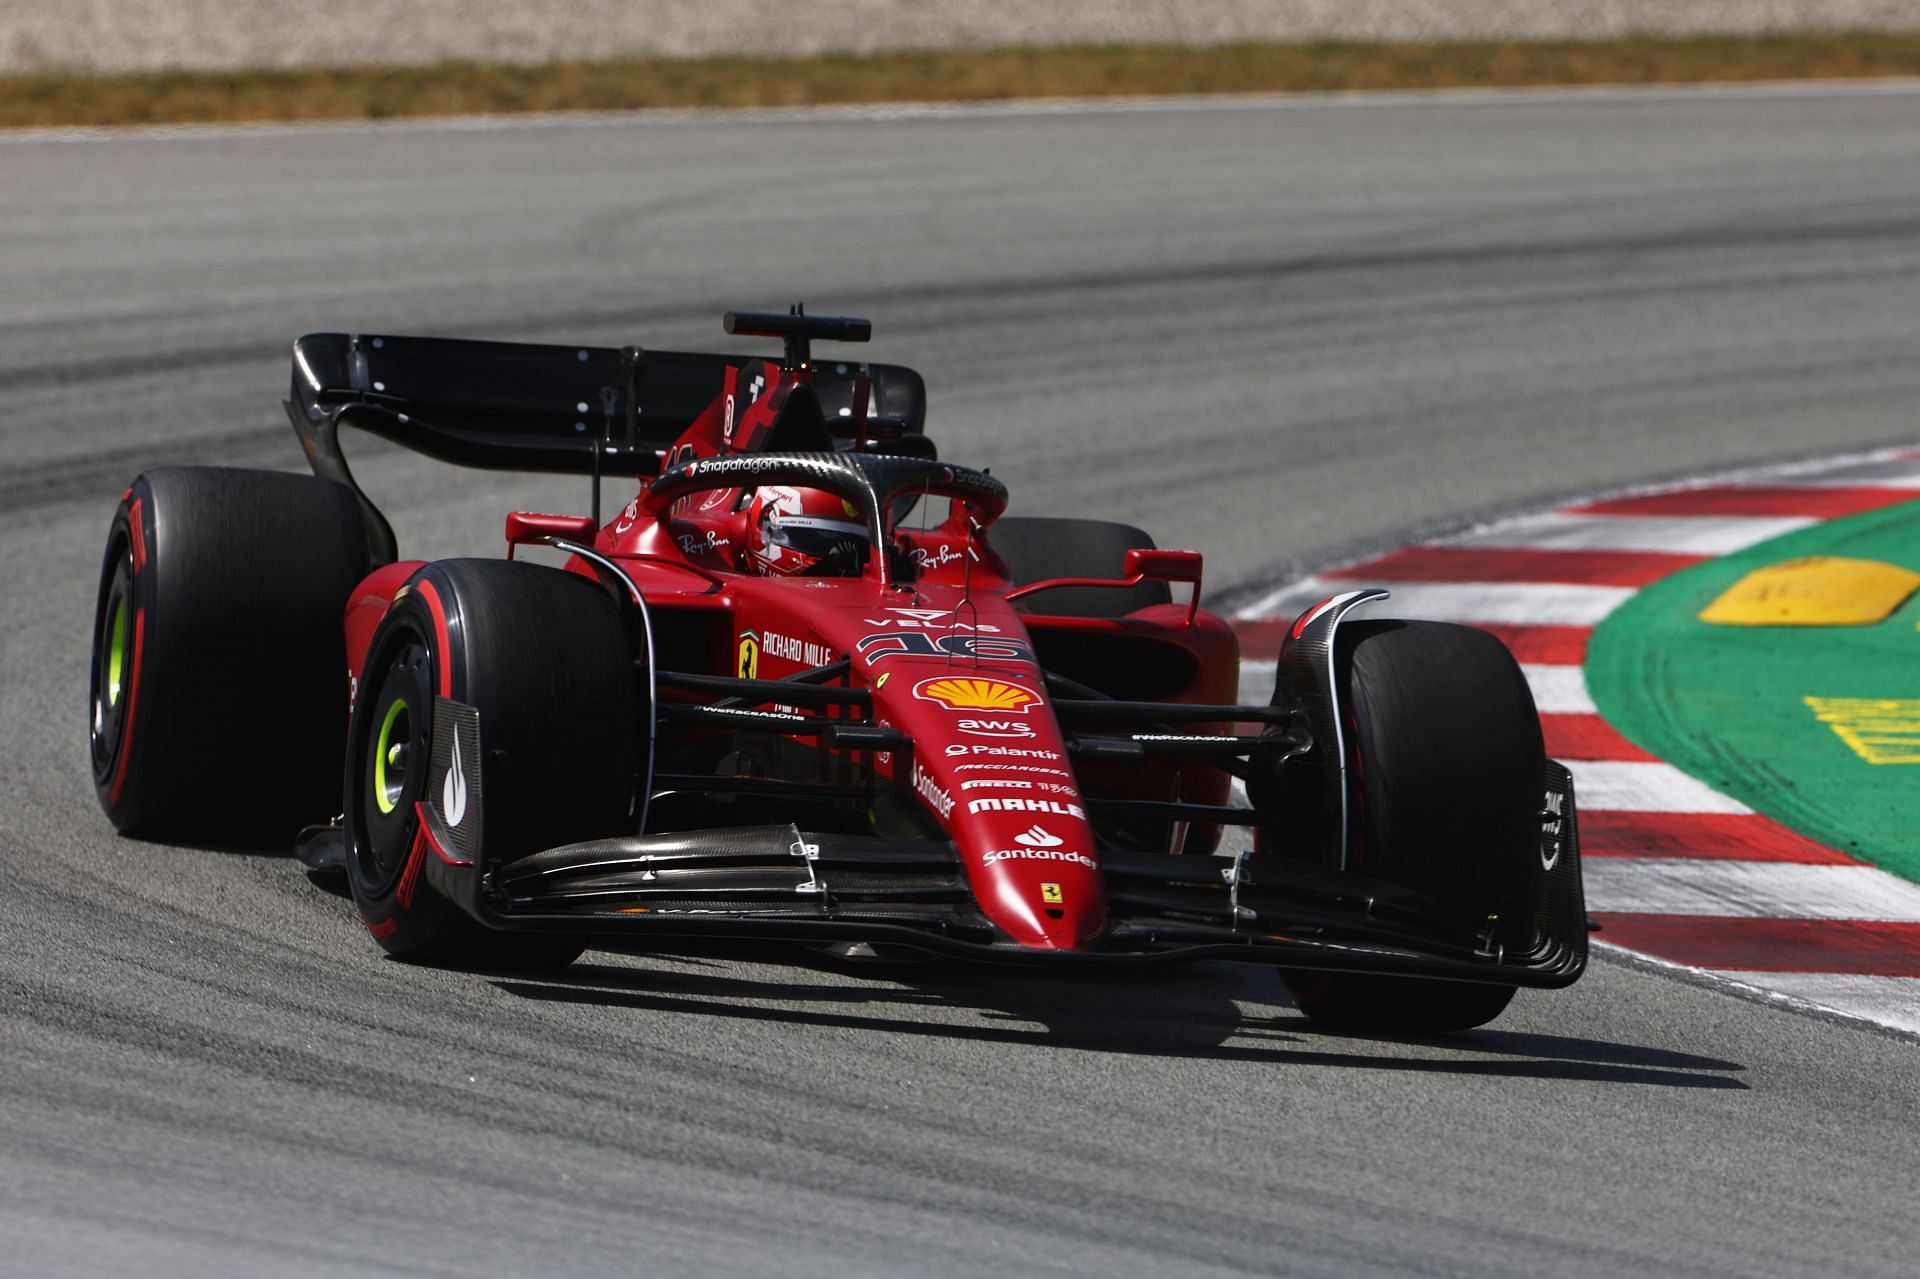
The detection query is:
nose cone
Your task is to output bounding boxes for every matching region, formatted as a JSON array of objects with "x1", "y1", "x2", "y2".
[
  {"x1": 826, "y1": 601, "x2": 1110, "y2": 952},
  {"x1": 970, "y1": 840, "x2": 1106, "y2": 949}
]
